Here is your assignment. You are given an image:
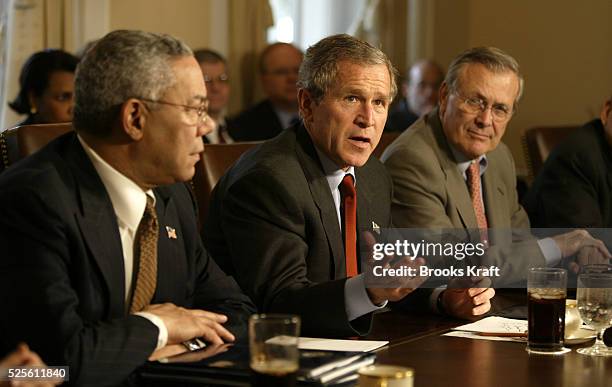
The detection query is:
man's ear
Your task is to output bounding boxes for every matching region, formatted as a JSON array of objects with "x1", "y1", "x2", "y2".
[
  {"x1": 121, "y1": 98, "x2": 147, "y2": 141},
  {"x1": 298, "y1": 89, "x2": 315, "y2": 125}
]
